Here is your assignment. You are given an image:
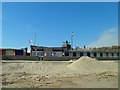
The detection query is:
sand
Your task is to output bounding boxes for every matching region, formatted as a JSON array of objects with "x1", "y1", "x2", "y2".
[
  {"x1": 1, "y1": 56, "x2": 118, "y2": 88},
  {"x1": 68, "y1": 56, "x2": 117, "y2": 74}
]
